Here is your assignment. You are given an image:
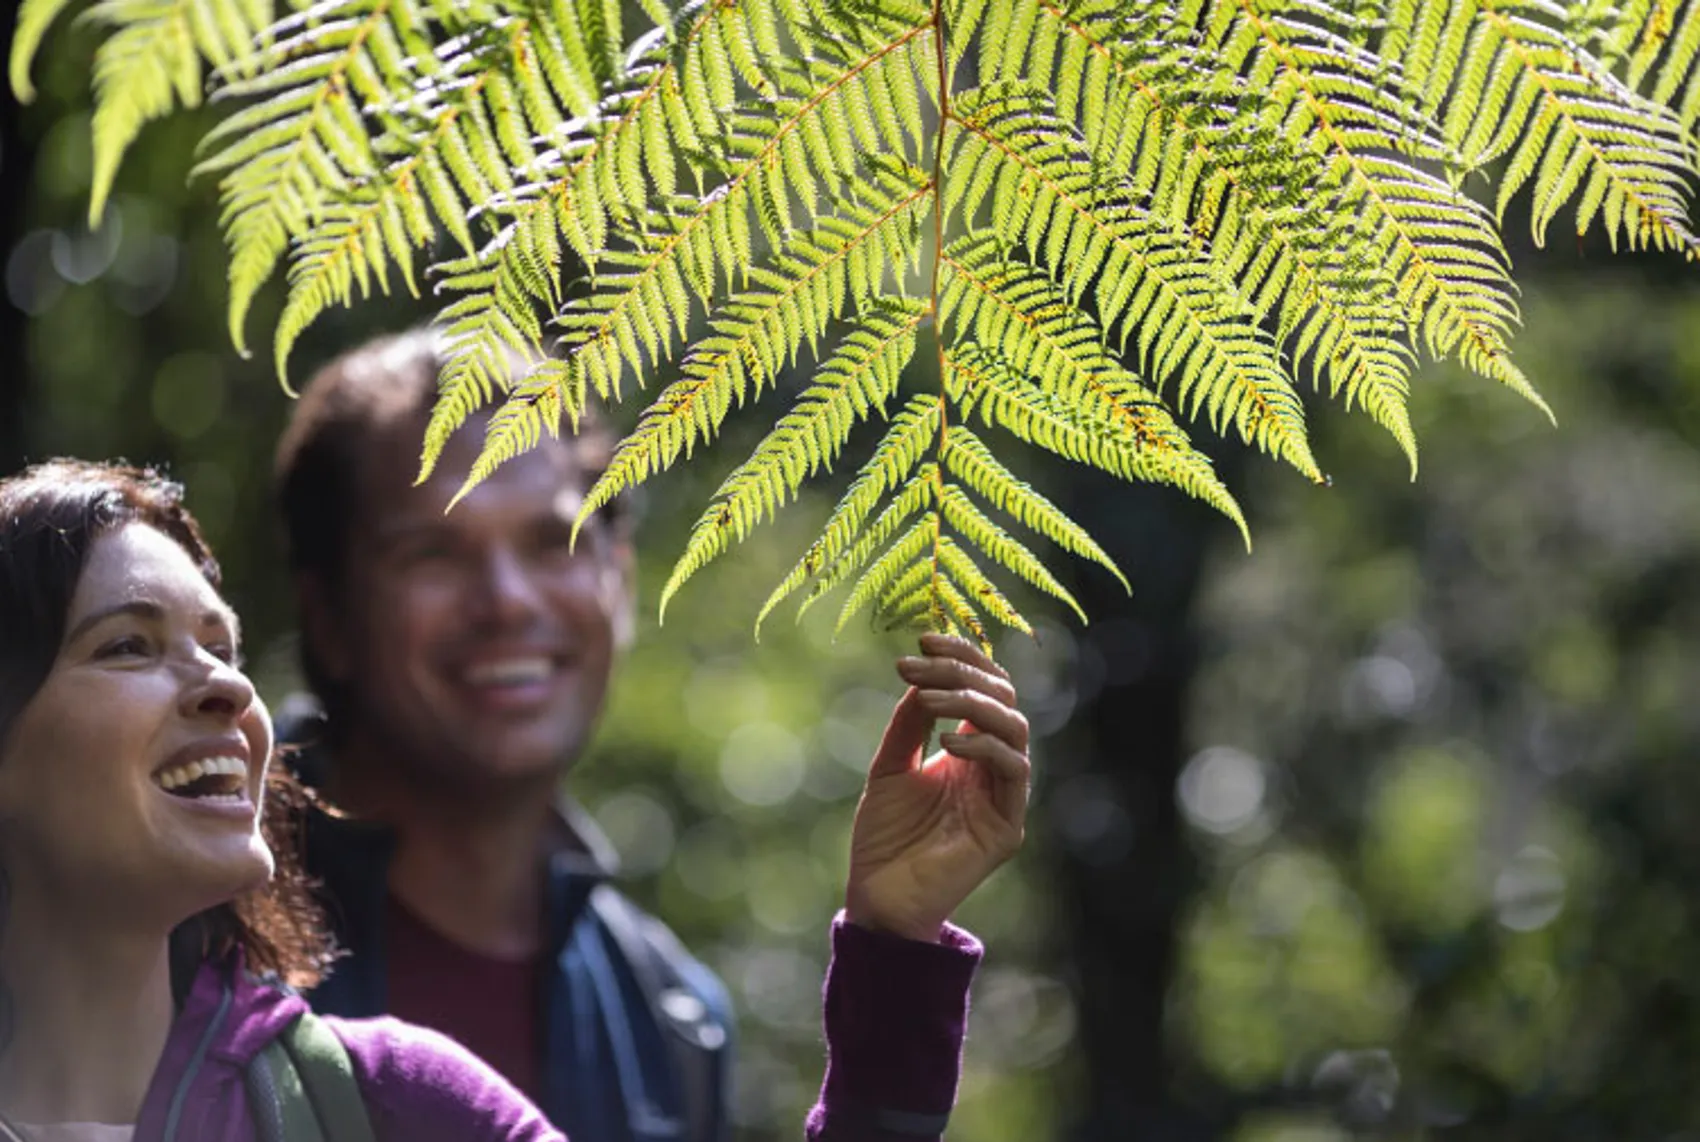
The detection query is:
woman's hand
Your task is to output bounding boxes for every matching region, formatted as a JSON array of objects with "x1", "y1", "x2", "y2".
[{"x1": 844, "y1": 633, "x2": 1031, "y2": 943}]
